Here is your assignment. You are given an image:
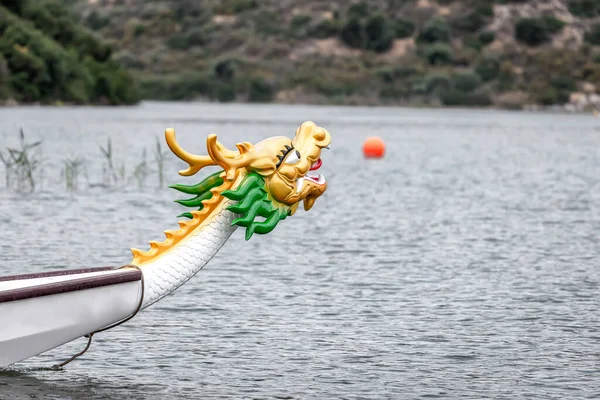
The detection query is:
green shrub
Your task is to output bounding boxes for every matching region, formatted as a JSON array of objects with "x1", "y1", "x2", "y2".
[
  {"x1": 365, "y1": 14, "x2": 395, "y2": 52},
  {"x1": 394, "y1": 66, "x2": 419, "y2": 77},
  {"x1": 209, "y1": 81, "x2": 236, "y2": 102},
  {"x1": 22, "y1": 1, "x2": 112, "y2": 62},
  {"x1": 247, "y1": 77, "x2": 274, "y2": 102},
  {"x1": 114, "y1": 50, "x2": 145, "y2": 69},
  {"x1": 395, "y1": 19, "x2": 415, "y2": 38},
  {"x1": 493, "y1": 0, "x2": 529, "y2": 3},
  {"x1": 479, "y1": 31, "x2": 495, "y2": 45},
  {"x1": 424, "y1": 42, "x2": 453, "y2": 65},
  {"x1": 551, "y1": 76, "x2": 576, "y2": 91},
  {"x1": 22, "y1": 2, "x2": 74, "y2": 43},
  {"x1": 138, "y1": 72, "x2": 211, "y2": 100},
  {"x1": 2, "y1": 0, "x2": 27, "y2": 14},
  {"x1": 214, "y1": 59, "x2": 237, "y2": 81},
  {"x1": 582, "y1": 63, "x2": 600, "y2": 82},
  {"x1": 477, "y1": 4, "x2": 494, "y2": 17},
  {"x1": 475, "y1": 57, "x2": 500, "y2": 81},
  {"x1": 375, "y1": 67, "x2": 395, "y2": 83},
  {"x1": 0, "y1": 4, "x2": 138, "y2": 105},
  {"x1": 541, "y1": 16, "x2": 565, "y2": 33},
  {"x1": 339, "y1": 13, "x2": 395, "y2": 53},
  {"x1": 298, "y1": 72, "x2": 360, "y2": 98},
  {"x1": 290, "y1": 15, "x2": 312, "y2": 32},
  {"x1": 538, "y1": 87, "x2": 570, "y2": 105},
  {"x1": 134, "y1": 24, "x2": 145, "y2": 37},
  {"x1": 379, "y1": 85, "x2": 408, "y2": 100},
  {"x1": 83, "y1": 57, "x2": 140, "y2": 105},
  {"x1": 567, "y1": 0, "x2": 600, "y2": 18},
  {"x1": 375, "y1": 66, "x2": 419, "y2": 83},
  {"x1": 514, "y1": 16, "x2": 564, "y2": 47},
  {"x1": 424, "y1": 73, "x2": 451, "y2": 94},
  {"x1": 451, "y1": 71, "x2": 481, "y2": 92},
  {"x1": 440, "y1": 89, "x2": 492, "y2": 106},
  {"x1": 186, "y1": 27, "x2": 207, "y2": 46},
  {"x1": 515, "y1": 18, "x2": 550, "y2": 46},
  {"x1": 254, "y1": 11, "x2": 283, "y2": 36},
  {"x1": 0, "y1": 84, "x2": 11, "y2": 100},
  {"x1": 85, "y1": 11, "x2": 110, "y2": 30},
  {"x1": 409, "y1": 76, "x2": 428, "y2": 95},
  {"x1": 451, "y1": 45, "x2": 479, "y2": 66},
  {"x1": 310, "y1": 19, "x2": 341, "y2": 38},
  {"x1": 452, "y1": 10, "x2": 489, "y2": 33},
  {"x1": 496, "y1": 61, "x2": 516, "y2": 91},
  {"x1": 340, "y1": 17, "x2": 365, "y2": 48},
  {"x1": 166, "y1": 34, "x2": 189, "y2": 50},
  {"x1": 0, "y1": 54, "x2": 10, "y2": 83},
  {"x1": 585, "y1": 24, "x2": 600, "y2": 45},
  {"x1": 173, "y1": 0, "x2": 205, "y2": 21},
  {"x1": 417, "y1": 17, "x2": 451, "y2": 43},
  {"x1": 320, "y1": 81, "x2": 358, "y2": 97},
  {"x1": 0, "y1": 18, "x2": 86, "y2": 102},
  {"x1": 464, "y1": 36, "x2": 482, "y2": 51},
  {"x1": 234, "y1": 0, "x2": 257, "y2": 13},
  {"x1": 347, "y1": 2, "x2": 370, "y2": 19},
  {"x1": 214, "y1": 0, "x2": 257, "y2": 15}
]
